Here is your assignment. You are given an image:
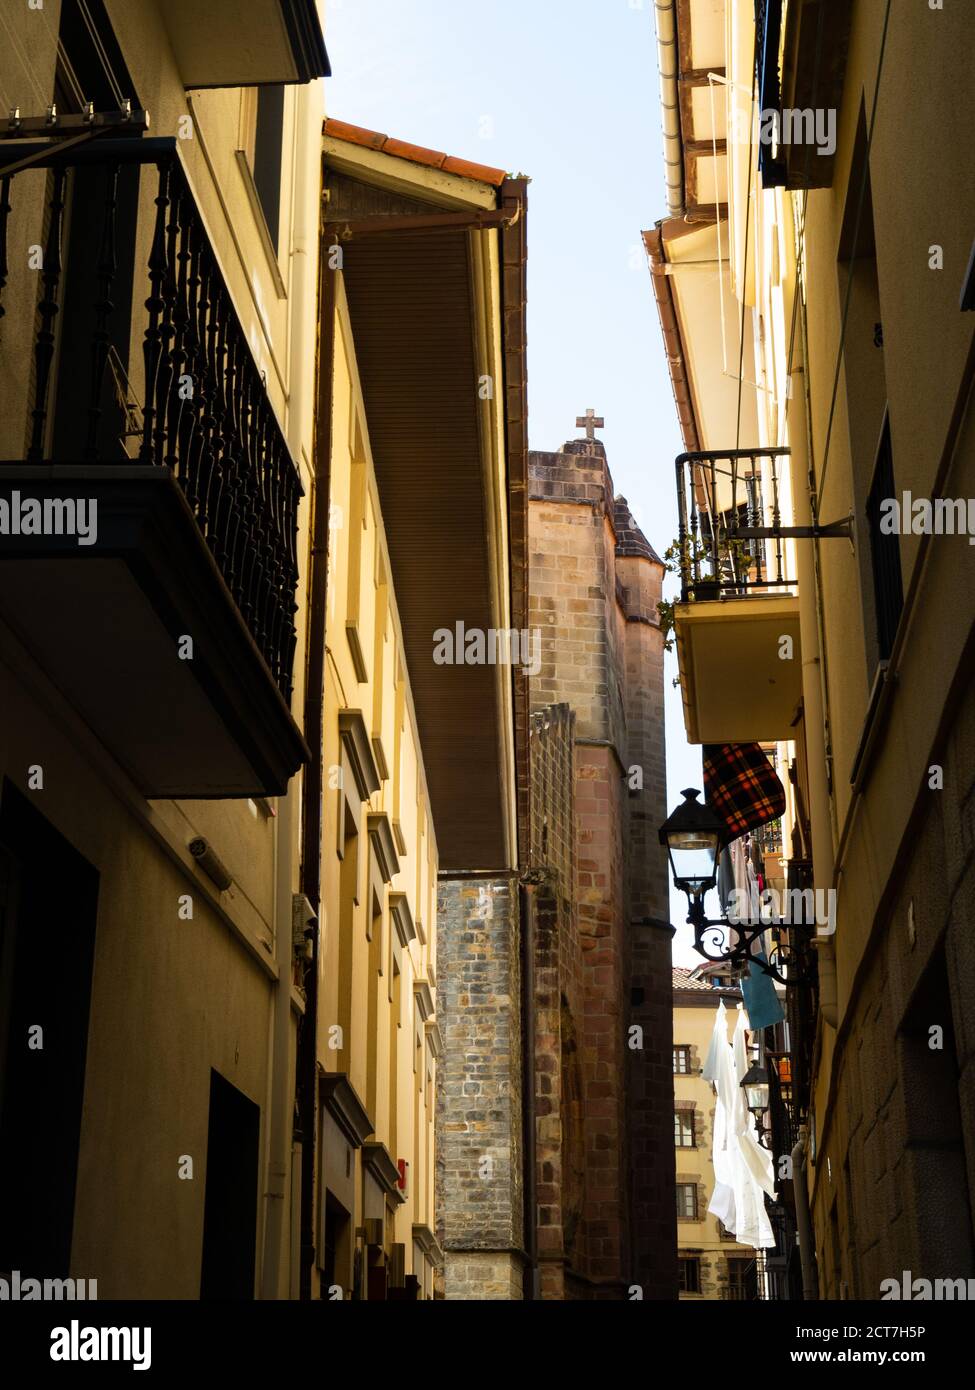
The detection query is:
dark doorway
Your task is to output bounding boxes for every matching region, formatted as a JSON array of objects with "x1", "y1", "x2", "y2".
[
  {"x1": 898, "y1": 943, "x2": 975, "y2": 1278},
  {"x1": 0, "y1": 781, "x2": 100, "y2": 1277},
  {"x1": 322, "y1": 1192, "x2": 351, "y2": 1296},
  {"x1": 199, "y1": 1070, "x2": 260, "y2": 1299}
]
